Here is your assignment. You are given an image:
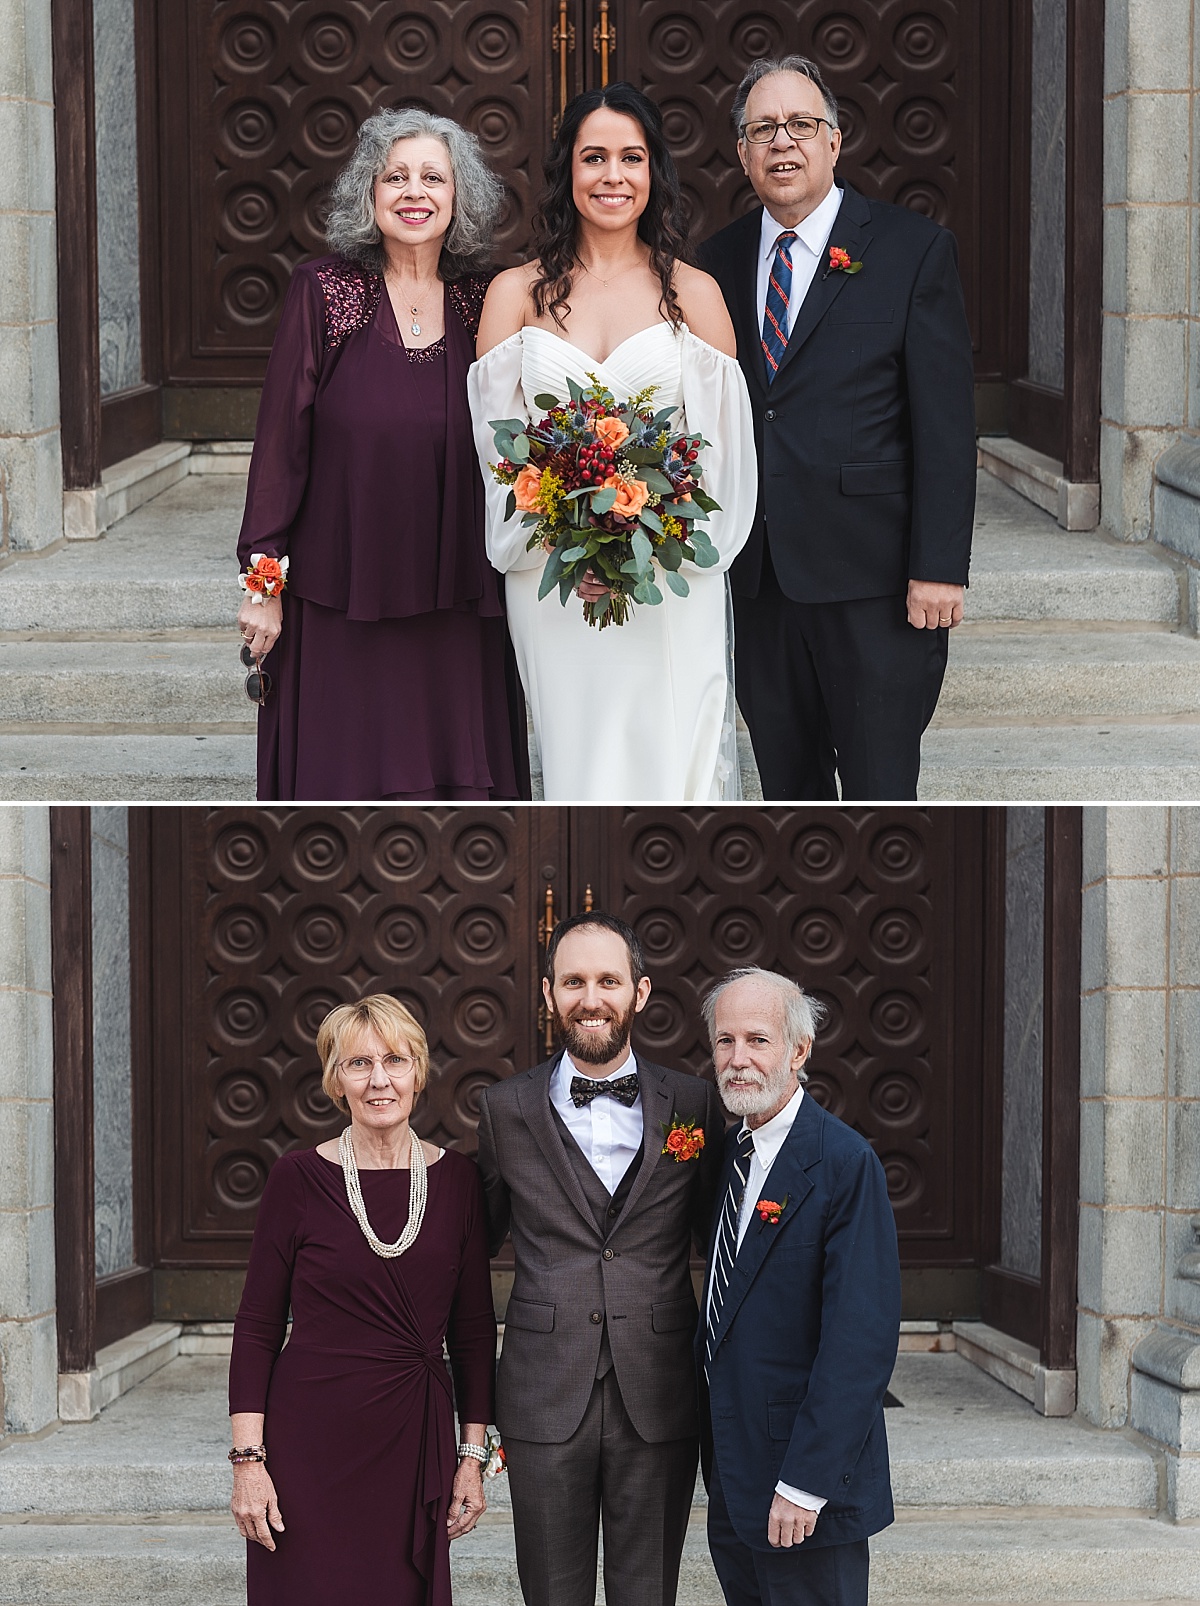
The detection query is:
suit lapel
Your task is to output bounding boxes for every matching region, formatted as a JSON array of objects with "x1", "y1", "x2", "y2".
[
  {"x1": 725, "y1": 208, "x2": 768, "y2": 399},
  {"x1": 514, "y1": 1057, "x2": 599, "y2": 1237},
  {"x1": 709, "y1": 1094, "x2": 825, "y2": 1352},
  {"x1": 773, "y1": 183, "x2": 874, "y2": 386},
  {"x1": 610, "y1": 1062, "x2": 672, "y2": 1229}
]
